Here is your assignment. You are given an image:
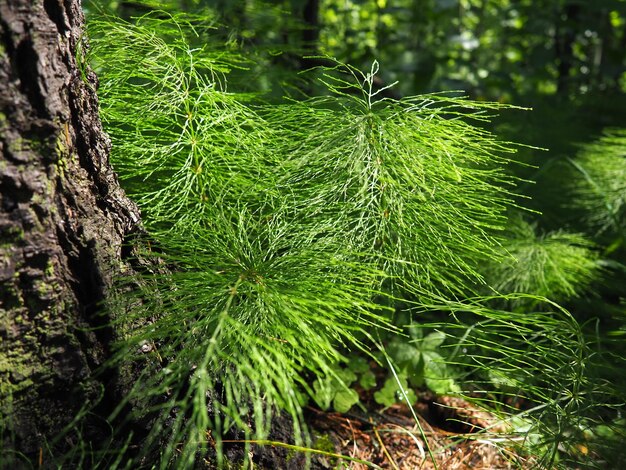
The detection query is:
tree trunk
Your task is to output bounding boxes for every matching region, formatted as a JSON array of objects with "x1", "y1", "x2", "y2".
[
  {"x1": 555, "y1": 3, "x2": 580, "y2": 95},
  {"x1": 0, "y1": 0, "x2": 140, "y2": 464}
]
